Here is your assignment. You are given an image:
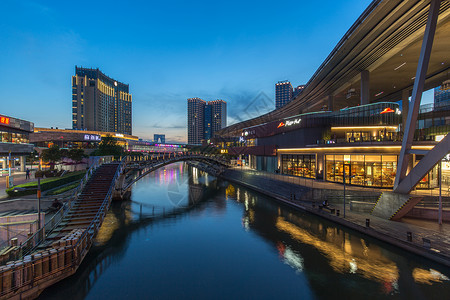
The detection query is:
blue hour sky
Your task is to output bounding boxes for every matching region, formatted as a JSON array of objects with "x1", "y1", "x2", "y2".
[{"x1": 0, "y1": 0, "x2": 434, "y2": 143}]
